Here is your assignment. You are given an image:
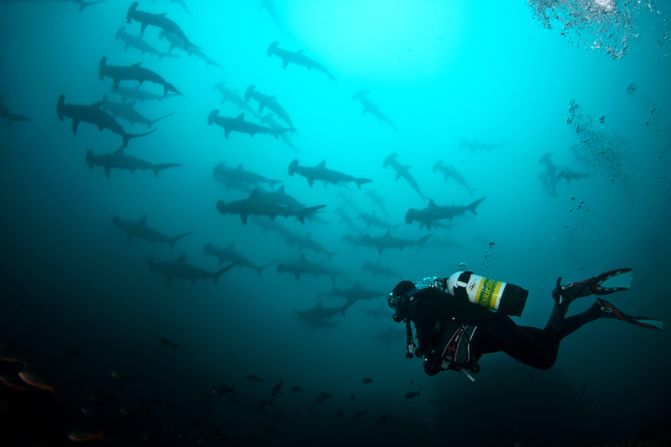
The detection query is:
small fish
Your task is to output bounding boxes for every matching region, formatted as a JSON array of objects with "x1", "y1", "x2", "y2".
[
  {"x1": 0, "y1": 374, "x2": 26, "y2": 392},
  {"x1": 157, "y1": 337, "x2": 179, "y2": 351},
  {"x1": 246, "y1": 374, "x2": 263, "y2": 383},
  {"x1": 110, "y1": 371, "x2": 136, "y2": 384},
  {"x1": 377, "y1": 413, "x2": 391, "y2": 424},
  {"x1": 404, "y1": 390, "x2": 420, "y2": 399},
  {"x1": 271, "y1": 380, "x2": 283, "y2": 397},
  {"x1": 18, "y1": 370, "x2": 55, "y2": 394},
  {"x1": 211, "y1": 384, "x2": 235, "y2": 395},
  {"x1": 290, "y1": 385, "x2": 303, "y2": 392},
  {"x1": 68, "y1": 430, "x2": 104, "y2": 442},
  {"x1": 361, "y1": 377, "x2": 373, "y2": 384},
  {"x1": 255, "y1": 398, "x2": 272, "y2": 411},
  {"x1": 352, "y1": 410, "x2": 367, "y2": 419},
  {"x1": 314, "y1": 391, "x2": 332, "y2": 403}
]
